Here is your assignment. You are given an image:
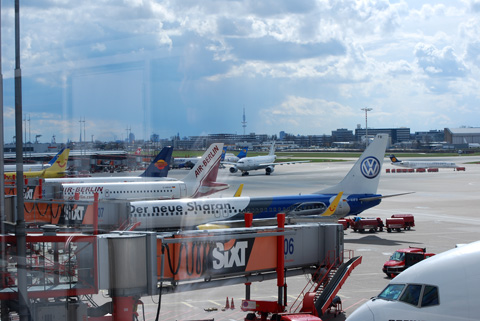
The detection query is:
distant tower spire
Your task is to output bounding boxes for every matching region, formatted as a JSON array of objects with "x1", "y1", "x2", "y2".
[{"x1": 242, "y1": 107, "x2": 247, "y2": 135}]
